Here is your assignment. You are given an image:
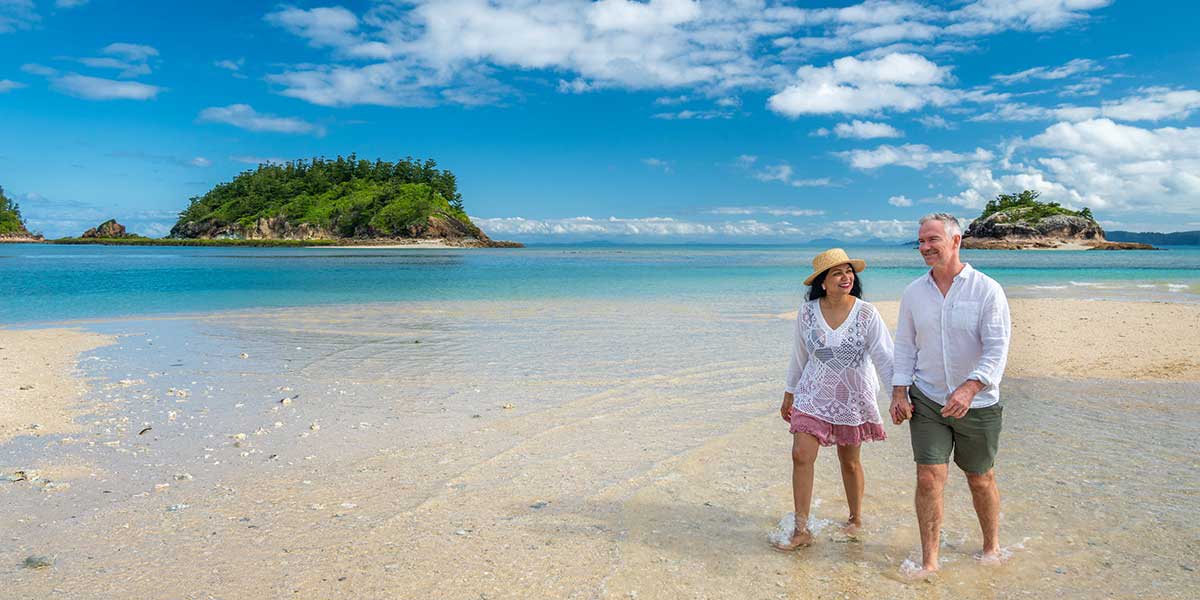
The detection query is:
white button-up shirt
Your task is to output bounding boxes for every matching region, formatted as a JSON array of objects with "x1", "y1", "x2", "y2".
[{"x1": 892, "y1": 264, "x2": 1011, "y2": 408}]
